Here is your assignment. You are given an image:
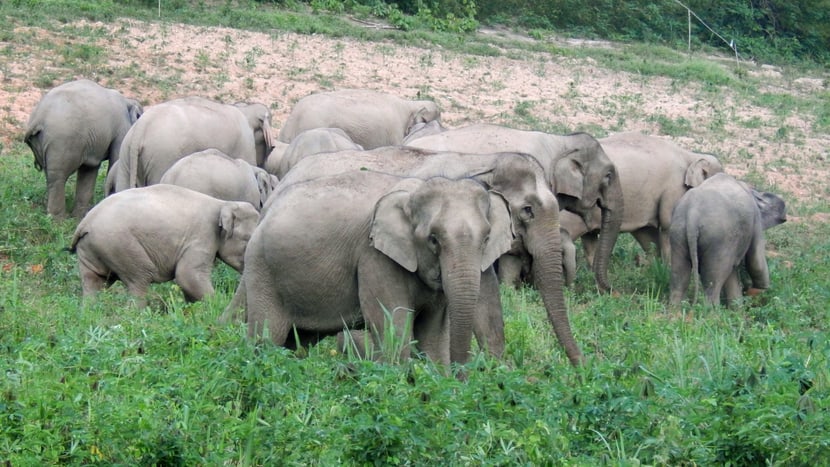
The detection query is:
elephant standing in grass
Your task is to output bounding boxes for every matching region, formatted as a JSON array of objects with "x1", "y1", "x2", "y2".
[
  {"x1": 406, "y1": 123, "x2": 623, "y2": 293},
  {"x1": 23, "y1": 79, "x2": 142, "y2": 219},
  {"x1": 113, "y1": 97, "x2": 274, "y2": 191},
  {"x1": 557, "y1": 132, "x2": 724, "y2": 284},
  {"x1": 234, "y1": 146, "x2": 584, "y2": 367},
  {"x1": 70, "y1": 184, "x2": 260, "y2": 309},
  {"x1": 265, "y1": 127, "x2": 362, "y2": 178},
  {"x1": 669, "y1": 173, "x2": 787, "y2": 307},
  {"x1": 278, "y1": 89, "x2": 441, "y2": 149},
  {"x1": 242, "y1": 172, "x2": 513, "y2": 367},
  {"x1": 159, "y1": 149, "x2": 279, "y2": 211}
]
